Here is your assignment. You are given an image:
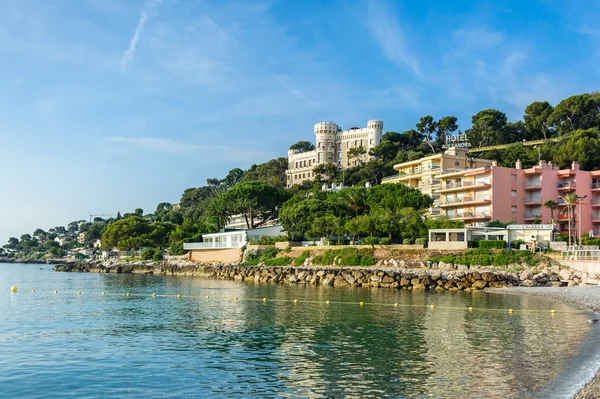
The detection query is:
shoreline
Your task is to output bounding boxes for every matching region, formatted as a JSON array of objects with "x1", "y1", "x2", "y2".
[
  {"x1": 5, "y1": 259, "x2": 600, "y2": 397},
  {"x1": 488, "y1": 287, "x2": 600, "y2": 399}
]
